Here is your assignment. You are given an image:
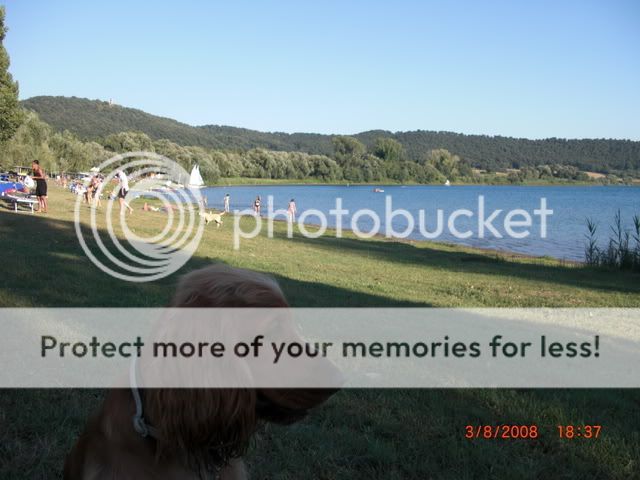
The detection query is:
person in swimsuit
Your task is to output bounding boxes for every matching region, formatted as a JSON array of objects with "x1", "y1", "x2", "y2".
[
  {"x1": 84, "y1": 176, "x2": 95, "y2": 204},
  {"x1": 287, "y1": 198, "x2": 297, "y2": 223},
  {"x1": 87, "y1": 175, "x2": 102, "y2": 207},
  {"x1": 31, "y1": 160, "x2": 48, "y2": 213},
  {"x1": 254, "y1": 195, "x2": 261, "y2": 216},
  {"x1": 115, "y1": 170, "x2": 134, "y2": 215}
]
